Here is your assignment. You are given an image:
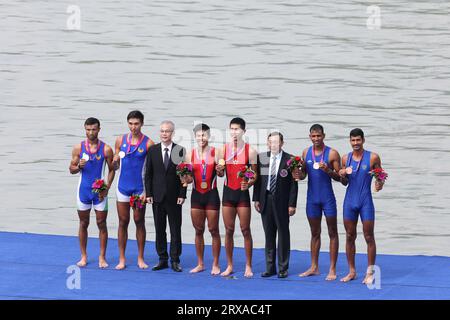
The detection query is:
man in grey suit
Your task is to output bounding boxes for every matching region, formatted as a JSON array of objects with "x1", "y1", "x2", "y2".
[{"x1": 253, "y1": 132, "x2": 298, "y2": 278}]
